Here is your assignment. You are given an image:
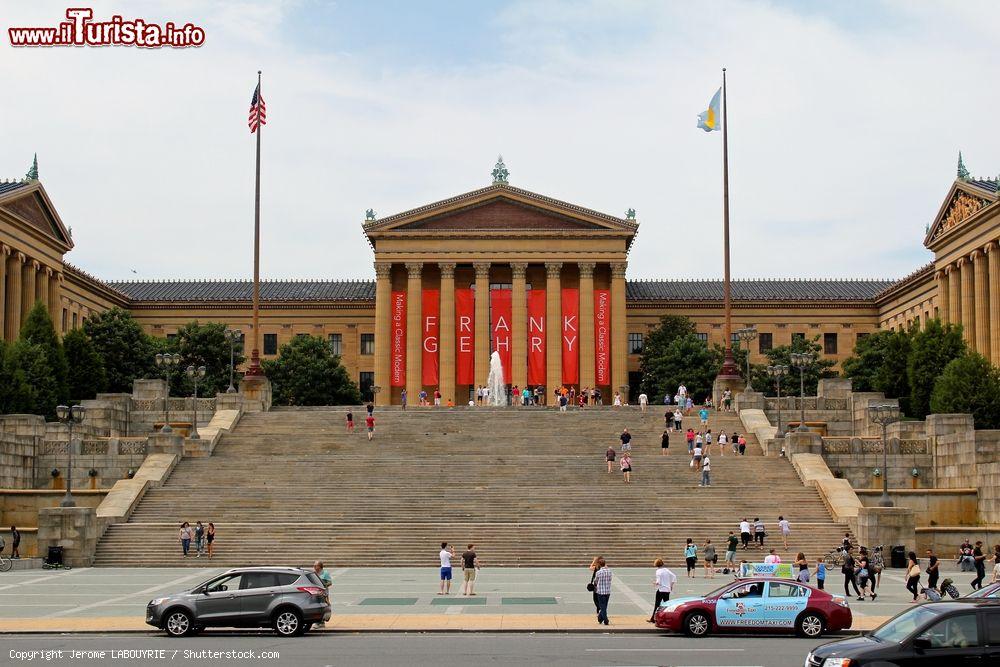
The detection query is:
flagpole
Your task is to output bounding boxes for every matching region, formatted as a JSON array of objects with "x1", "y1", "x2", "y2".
[
  {"x1": 718, "y1": 66, "x2": 740, "y2": 380},
  {"x1": 246, "y1": 70, "x2": 264, "y2": 376}
]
